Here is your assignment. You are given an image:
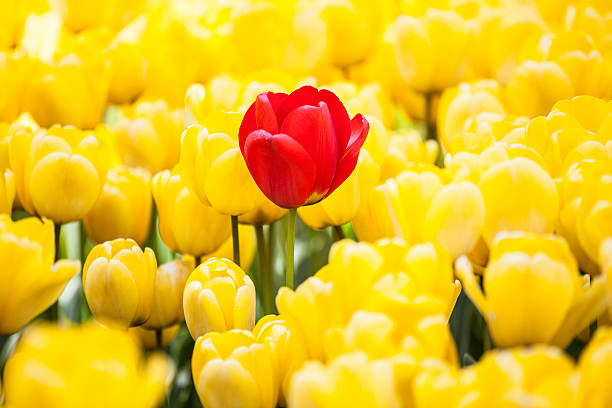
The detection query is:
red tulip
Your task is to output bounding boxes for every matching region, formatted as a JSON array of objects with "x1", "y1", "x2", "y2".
[{"x1": 239, "y1": 85, "x2": 369, "y2": 209}]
